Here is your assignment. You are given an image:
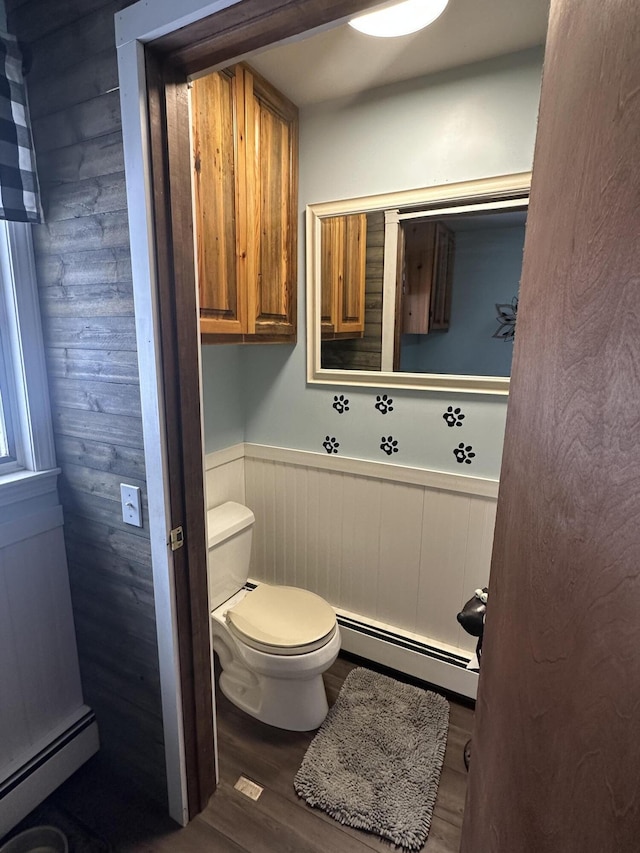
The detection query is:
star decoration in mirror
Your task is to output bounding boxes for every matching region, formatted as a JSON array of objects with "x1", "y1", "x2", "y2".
[{"x1": 493, "y1": 296, "x2": 518, "y2": 341}]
